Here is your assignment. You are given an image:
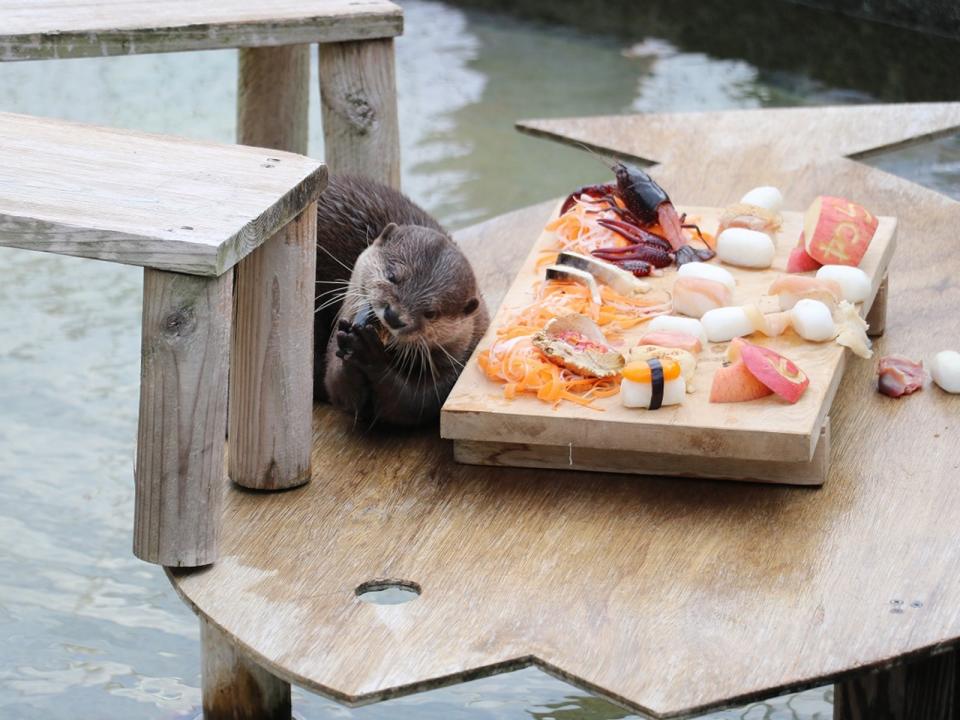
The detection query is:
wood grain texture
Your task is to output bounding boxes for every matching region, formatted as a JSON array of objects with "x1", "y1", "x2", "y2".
[
  {"x1": 319, "y1": 39, "x2": 401, "y2": 188},
  {"x1": 238, "y1": 44, "x2": 310, "y2": 156},
  {"x1": 202, "y1": 617, "x2": 291, "y2": 720},
  {"x1": 454, "y1": 421, "x2": 830, "y2": 486},
  {"x1": 442, "y1": 205, "x2": 895, "y2": 468},
  {"x1": 0, "y1": 0, "x2": 403, "y2": 60},
  {"x1": 229, "y1": 205, "x2": 317, "y2": 490},
  {"x1": 170, "y1": 105, "x2": 960, "y2": 718},
  {"x1": 0, "y1": 112, "x2": 325, "y2": 275},
  {"x1": 867, "y1": 275, "x2": 889, "y2": 338},
  {"x1": 834, "y1": 649, "x2": 959, "y2": 719},
  {"x1": 134, "y1": 268, "x2": 232, "y2": 567}
]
